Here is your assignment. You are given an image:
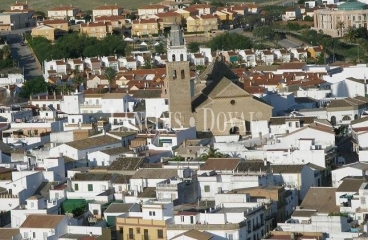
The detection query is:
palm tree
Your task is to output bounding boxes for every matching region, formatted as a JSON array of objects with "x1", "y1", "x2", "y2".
[
  {"x1": 344, "y1": 26, "x2": 358, "y2": 43},
  {"x1": 71, "y1": 70, "x2": 86, "y2": 92},
  {"x1": 200, "y1": 147, "x2": 226, "y2": 160},
  {"x1": 1, "y1": 44, "x2": 10, "y2": 60},
  {"x1": 336, "y1": 21, "x2": 344, "y2": 37},
  {"x1": 104, "y1": 67, "x2": 117, "y2": 93}
]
